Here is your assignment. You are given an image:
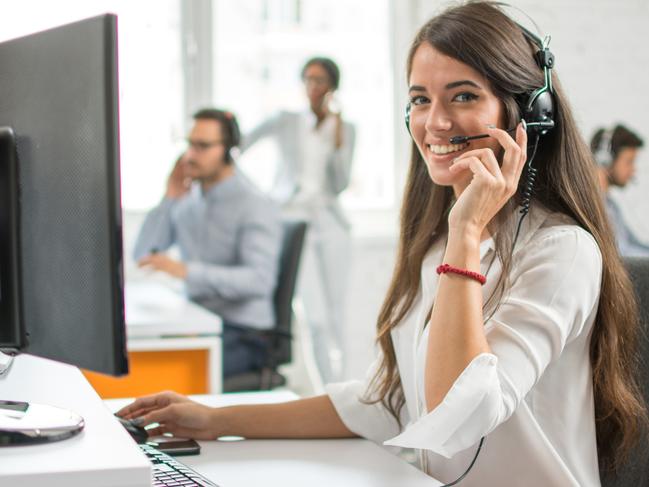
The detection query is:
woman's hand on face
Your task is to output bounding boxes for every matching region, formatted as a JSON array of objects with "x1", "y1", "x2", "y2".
[
  {"x1": 447, "y1": 121, "x2": 528, "y2": 240},
  {"x1": 115, "y1": 391, "x2": 222, "y2": 441}
]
